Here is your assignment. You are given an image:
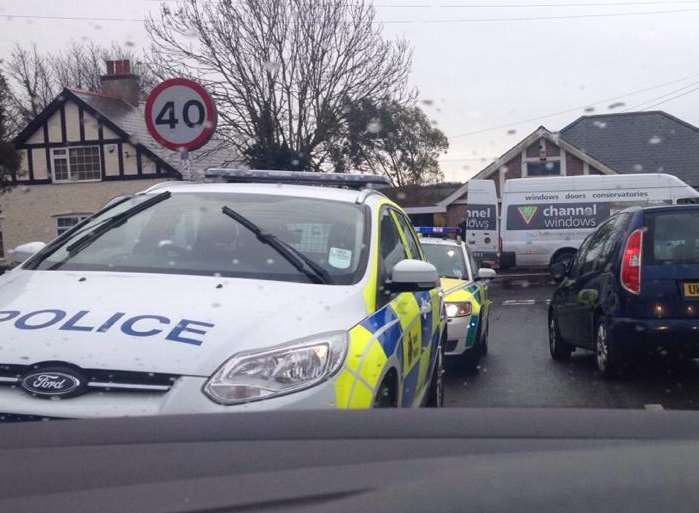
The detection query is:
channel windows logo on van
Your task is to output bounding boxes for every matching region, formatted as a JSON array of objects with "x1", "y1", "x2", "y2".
[
  {"x1": 462, "y1": 205, "x2": 497, "y2": 230},
  {"x1": 508, "y1": 202, "x2": 611, "y2": 230},
  {"x1": 517, "y1": 206, "x2": 538, "y2": 225}
]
